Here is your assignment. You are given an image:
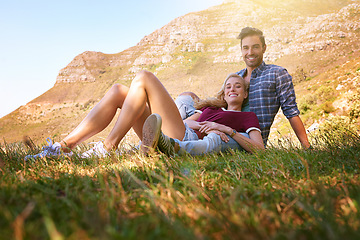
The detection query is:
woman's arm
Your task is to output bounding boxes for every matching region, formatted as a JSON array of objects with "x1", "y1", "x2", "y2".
[
  {"x1": 197, "y1": 121, "x2": 264, "y2": 153},
  {"x1": 198, "y1": 121, "x2": 229, "y2": 134},
  {"x1": 231, "y1": 130, "x2": 265, "y2": 153},
  {"x1": 183, "y1": 112, "x2": 201, "y2": 130}
]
